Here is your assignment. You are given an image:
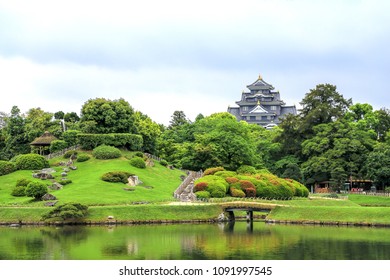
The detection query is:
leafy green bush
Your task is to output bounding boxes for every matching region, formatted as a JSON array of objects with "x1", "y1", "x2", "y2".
[
  {"x1": 62, "y1": 130, "x2": 80, "y2": 147},
  {"x1": 93, "y1": 145, "x2": 122, "y2": 159},
  {"x1": 0, "y1": 160, "x2": 16, "y2": 176},
  {"x1": 25, "y1": 182, "x2": 48, "y2": 200},
  {"x1": 42, "y1": 203, "x2": 88, "y2": 221},
  {"x1": 230, "y1": 187, "x2": 246, "y2": 198},
  {"x1": 134, "y1": 152, "x2": 144, "y2": 158},
  {"x1": 11, "y1": 186, "x2": 26, "y2": 197},
  {"x1": 60, "y1": 179, "x2": 73, "y2": 185},
  {"x1": 102, "y1": 171, "x2": 134, "y2": 184},
  {"x1": 159, "y1": 159, "x2": 168, "y2": 167},
  {"x1": 237, "y1": 165, "x2": 257, "y2": 175},
  {"x1": 195, "y1": 191, "x2": 211, "y2": 200},
  {"x1": 77, "y1": 133, "x2": 143, "y2": 150},
  {"x1": 16, "y1": 178, "x2": 32, "y2": 187},
  {"x1": 50, "y1": 140, "x2": 68, "y2": 153},
  {"x1": 129, "y1": 157, "x2": 146, "y2": 169},
  {"x1": 15, "y1": 154, "x2": 49, "y2": 170},
  {"x1": 76, "y1": 154, "x2": 91, "y2": 162},
  {"x1": 204, "y1": 166, "x2": 225, "y2": 176},
  {"x1": 214, "y1": 171, "x2": 237, "y2": 178}
]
